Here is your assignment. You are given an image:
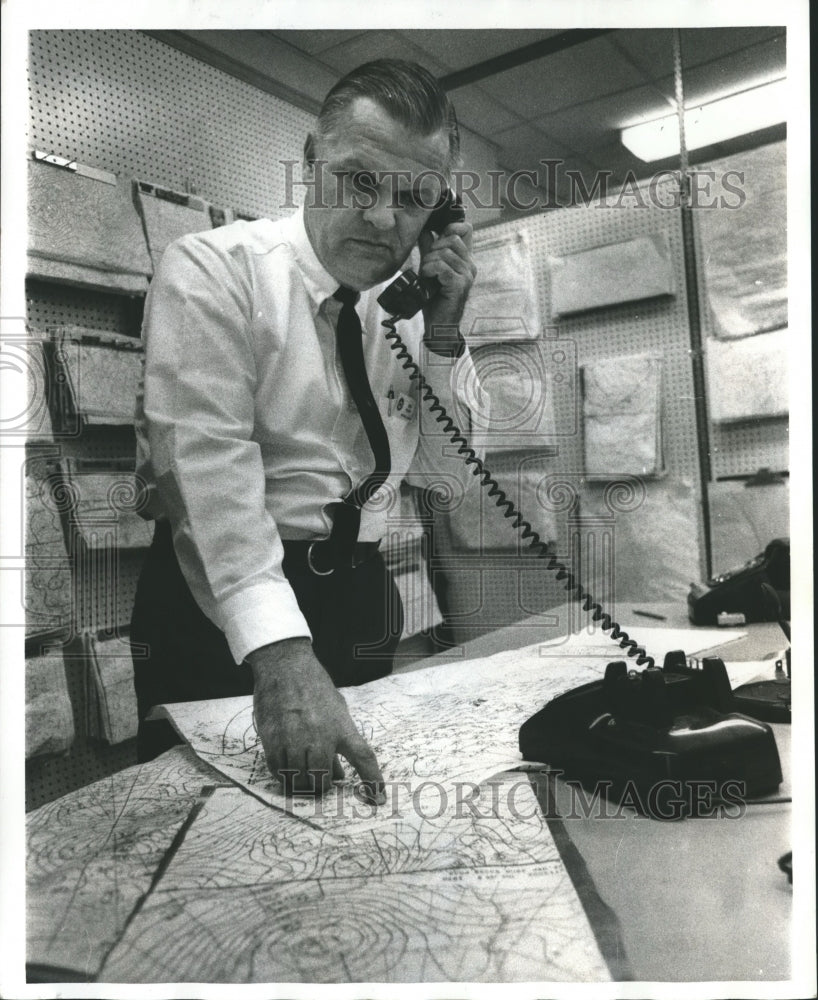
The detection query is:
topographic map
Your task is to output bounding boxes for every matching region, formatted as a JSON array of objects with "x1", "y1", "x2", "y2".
[
  {"x1": 156, "y1": 624, "x2": 734, "y2": 829},
  {"x1": 99, "y1": 779, "x2": 610, "y2": 983},
  {"x1": 156, "y1": 636, "x2": 599, "y2": 830},
  {"x1": 28, "y1": 626, "x2": 734, "y2": 983},
  {"x1": 26, "y1": 745, "x2": 221, "y2": 978}
]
